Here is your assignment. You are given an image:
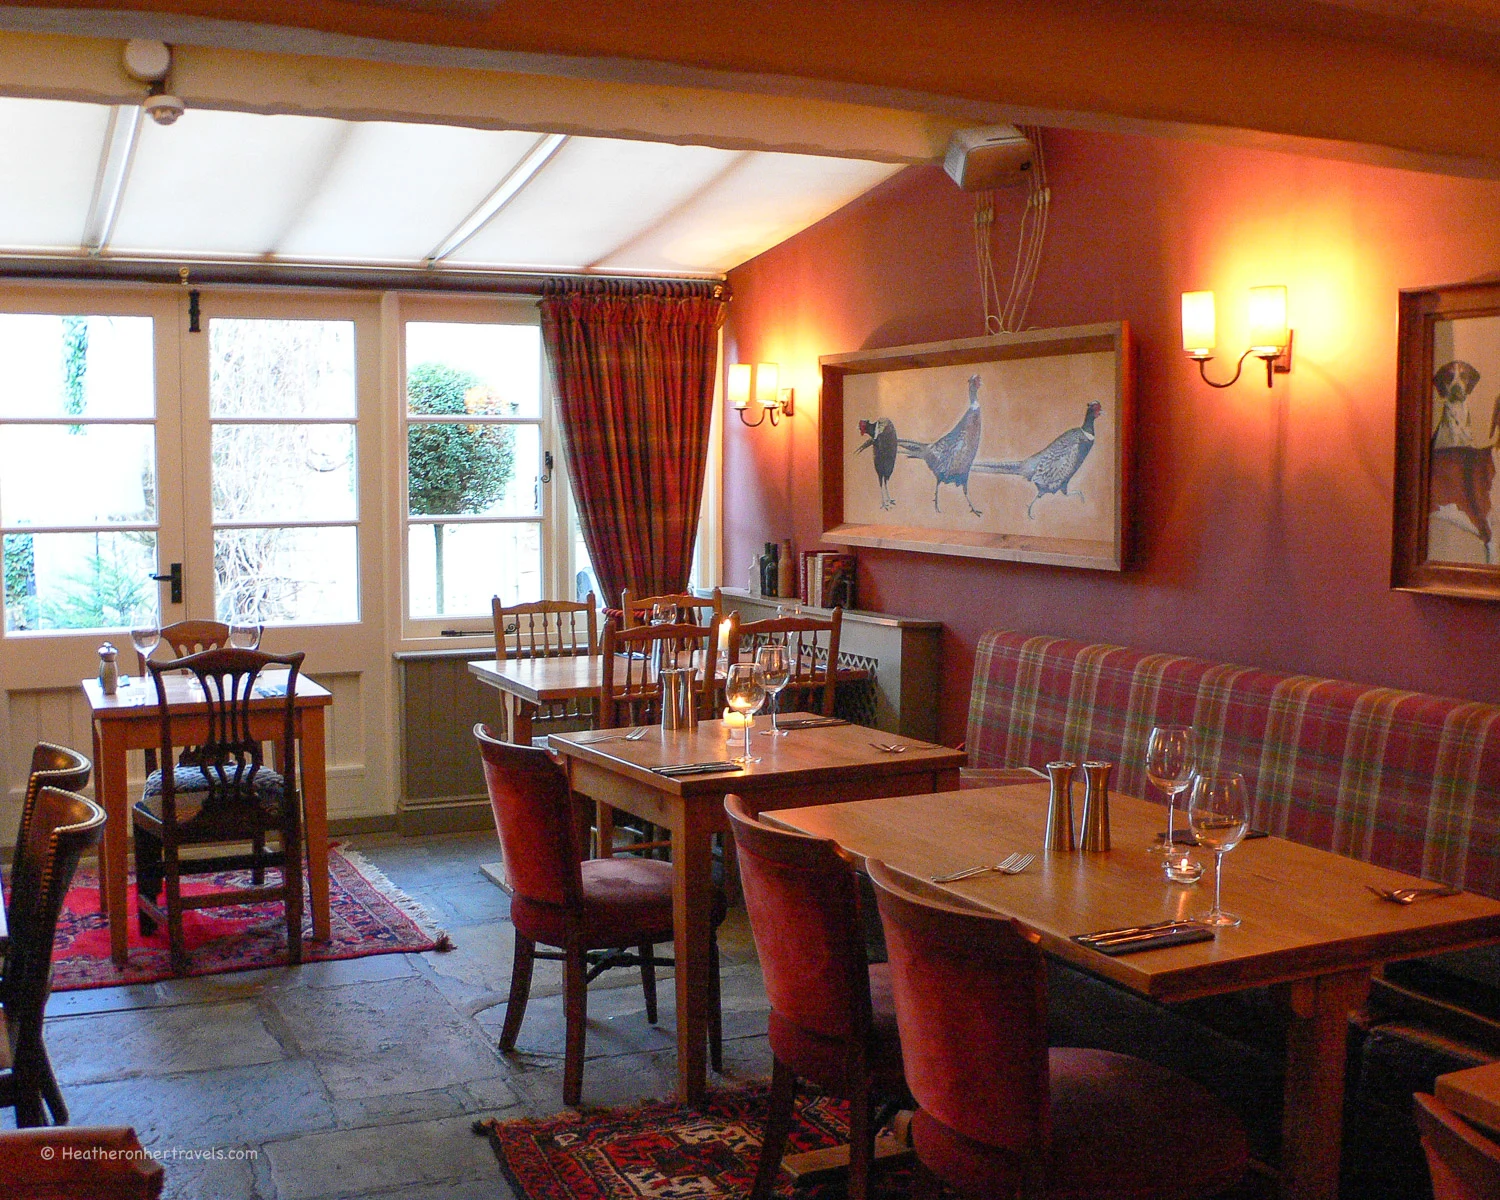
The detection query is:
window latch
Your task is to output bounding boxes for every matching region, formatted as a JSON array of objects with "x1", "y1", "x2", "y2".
[
  {"x1": 540, "y1": 450, "x2": 553, "y2": 484},
  {"x1": 150, "y1": 562, "x2": 183, "y2": 604}
]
